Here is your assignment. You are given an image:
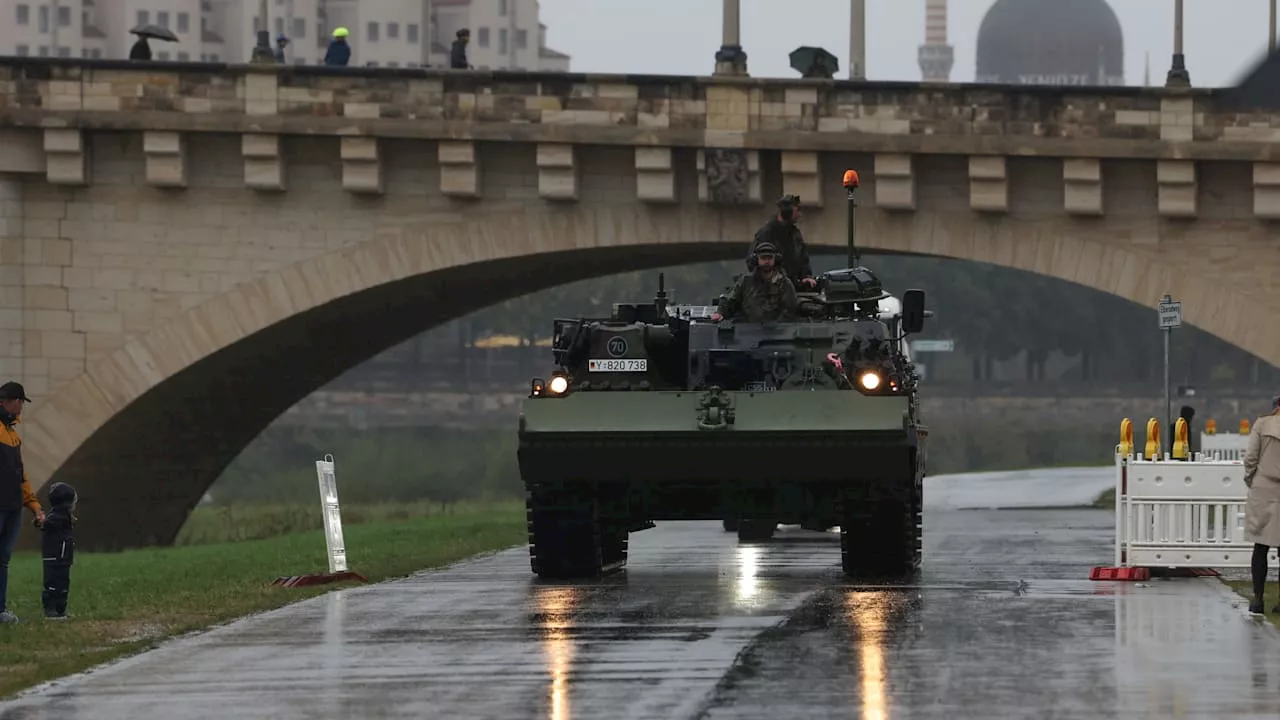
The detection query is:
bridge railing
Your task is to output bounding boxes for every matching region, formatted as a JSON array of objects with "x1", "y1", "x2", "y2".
[{"x1": 1099, "y1": 417, "x2": 1280, "y2": 579}]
